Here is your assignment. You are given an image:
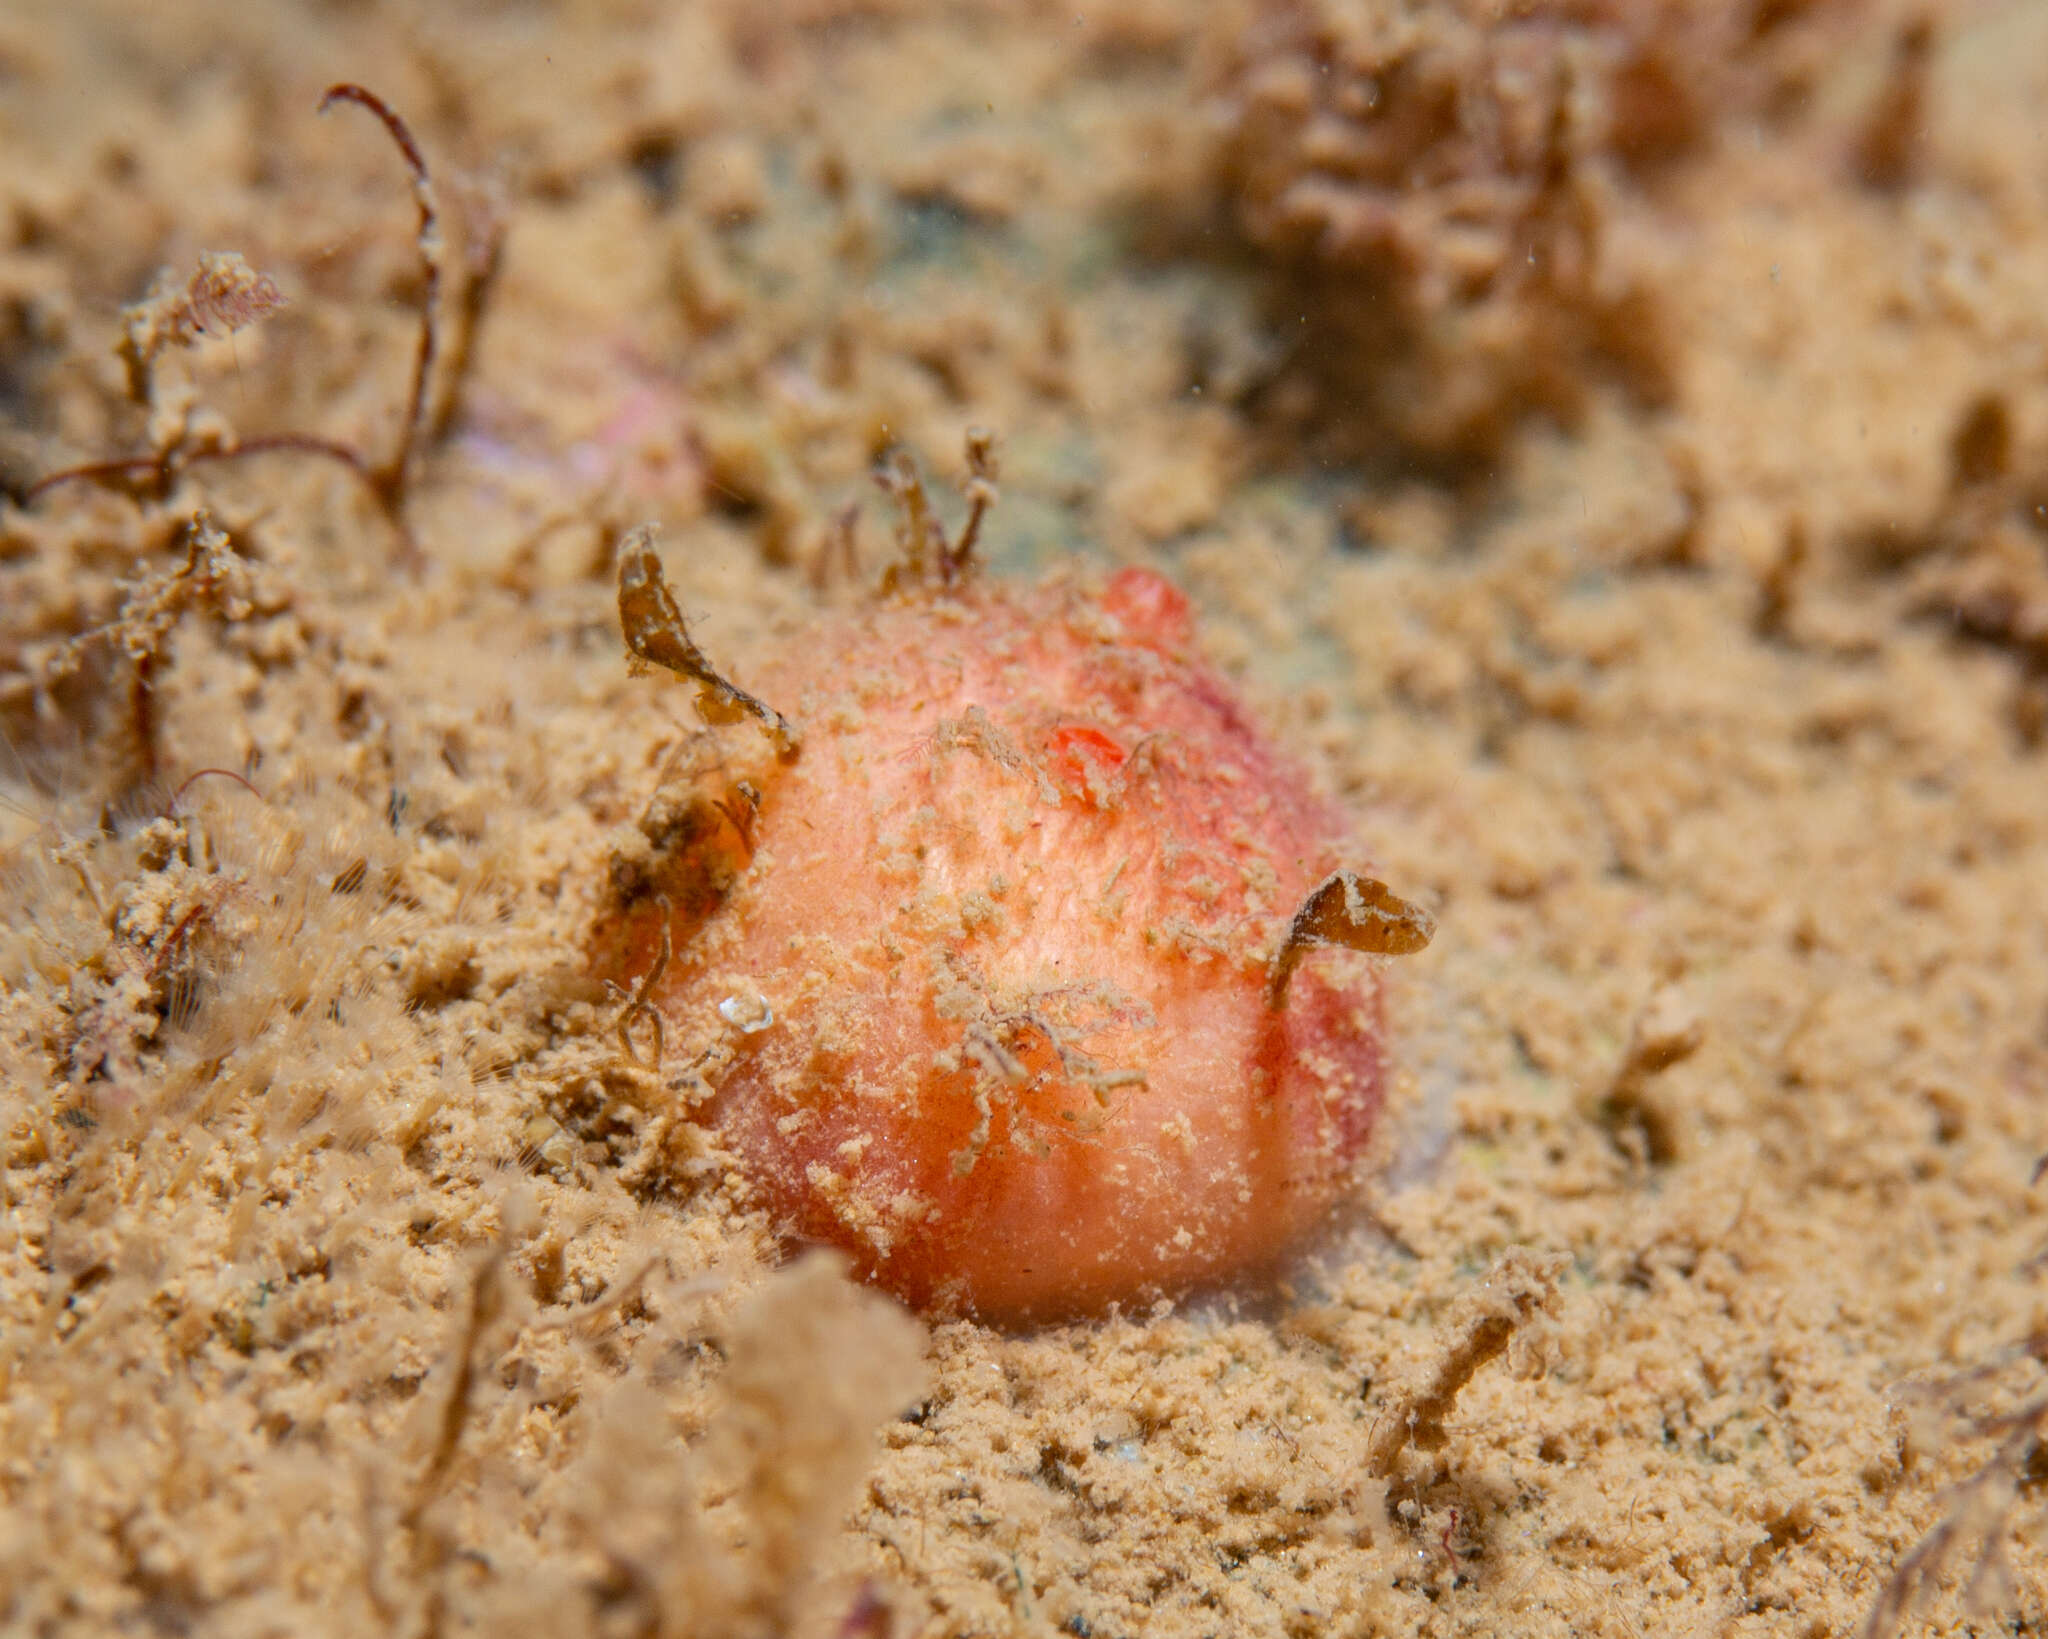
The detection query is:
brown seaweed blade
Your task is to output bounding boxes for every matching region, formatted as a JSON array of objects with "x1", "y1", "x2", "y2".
[
  {"x1": 617, "y1": 526, "x2": 799, "y2": 761},
  {"x1": 1268, "y1": 869, "x2": 1435, "y2": 1008}
]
